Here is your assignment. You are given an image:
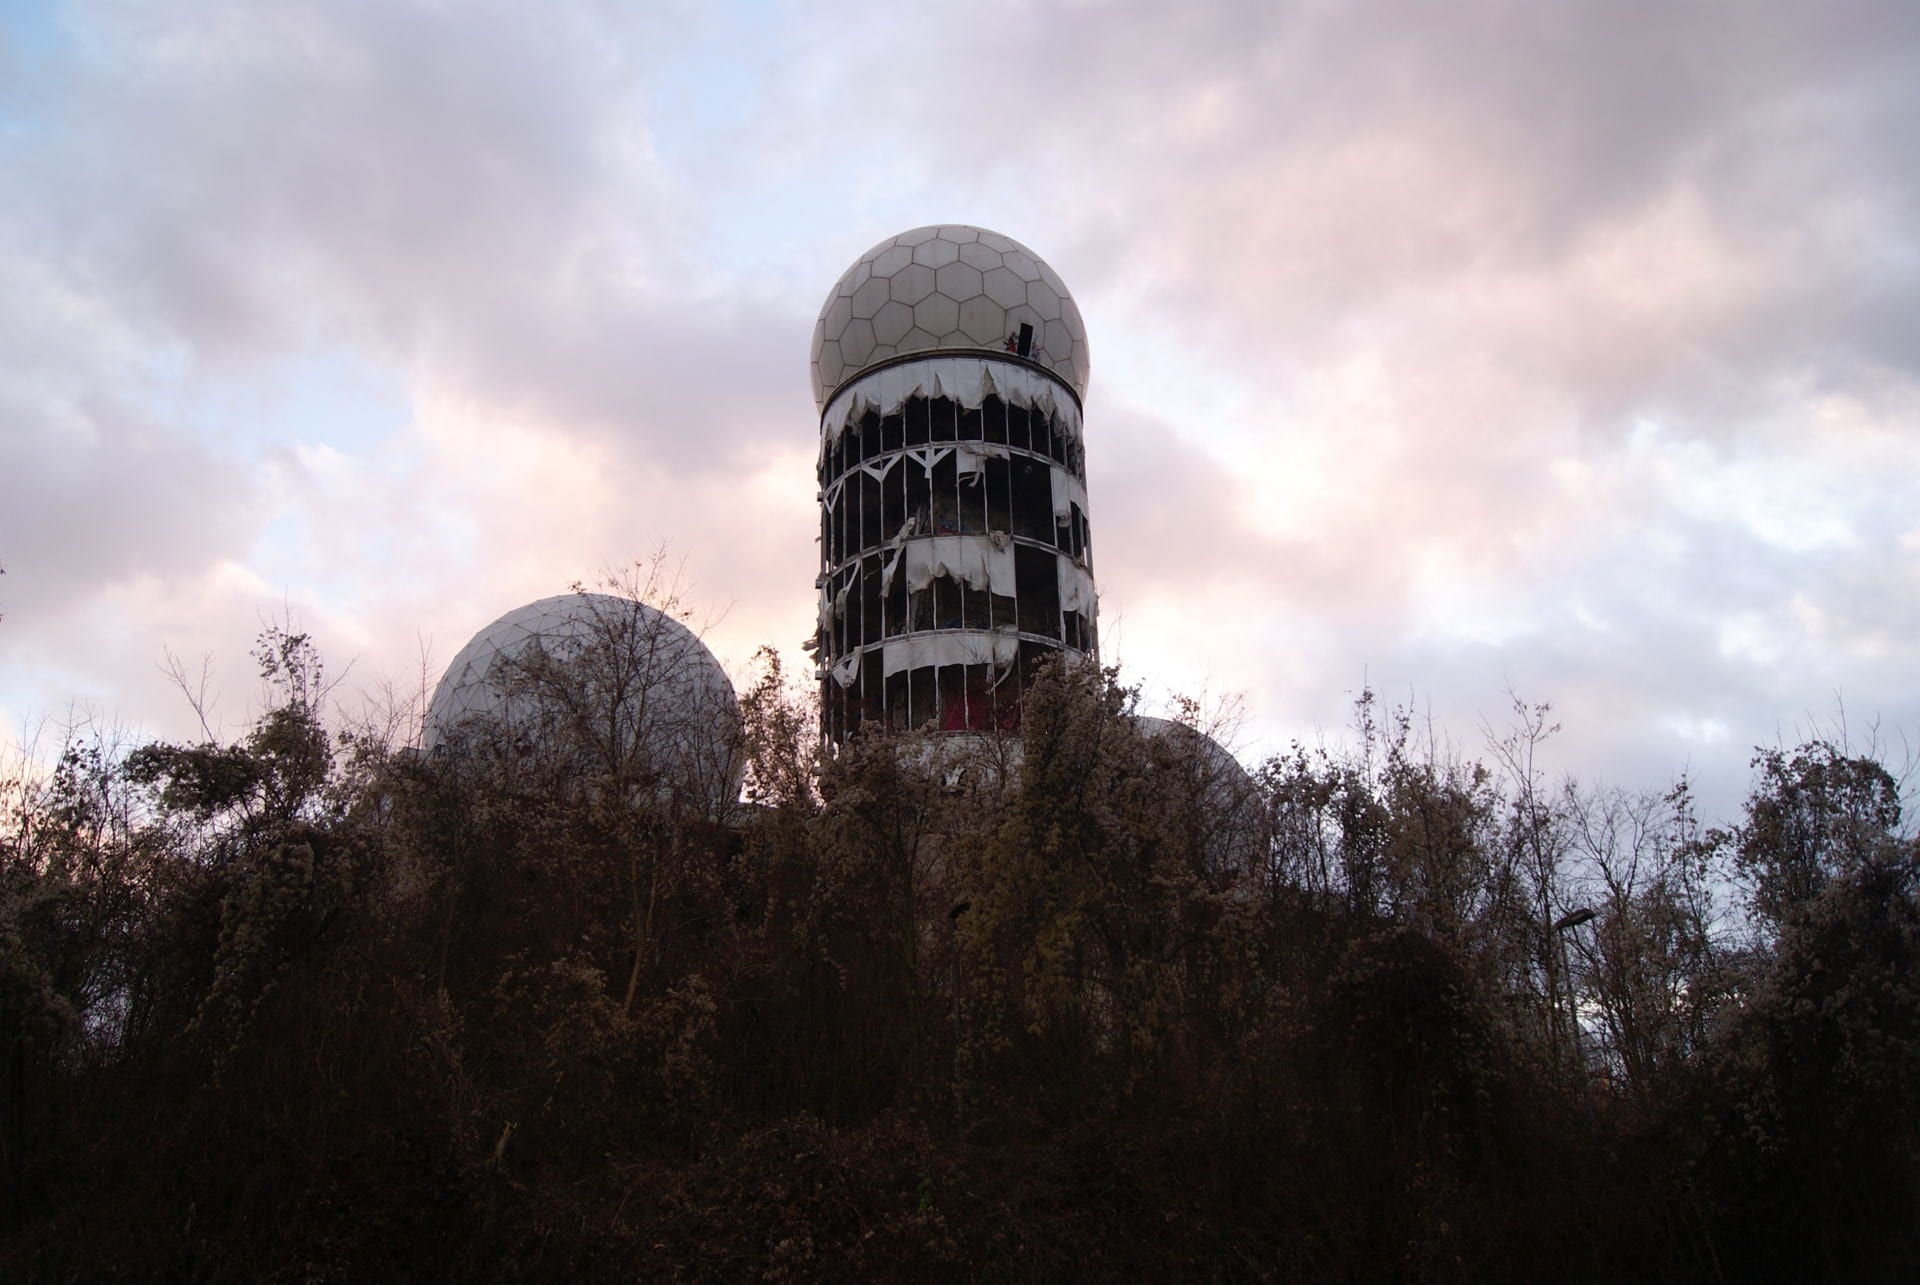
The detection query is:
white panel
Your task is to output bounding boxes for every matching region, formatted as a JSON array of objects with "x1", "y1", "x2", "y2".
[
  {"x1": 821, "y1": 356, "x2": 1084, "y2": 448},
  {"x1": 902, "y1": 535, "x2": 1016, "y2": 595},
  {"x1": 882, "y1": 631, "x2": 1020, "y2": 676},
  {"x1": 1057, "y1": 560, "x2": 1098, "y2": 615}
]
